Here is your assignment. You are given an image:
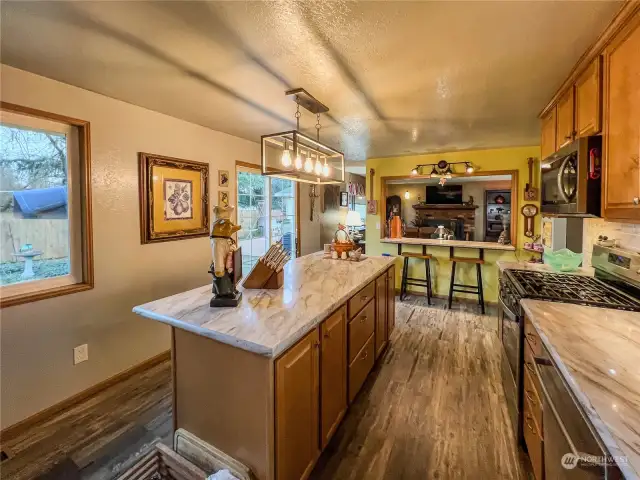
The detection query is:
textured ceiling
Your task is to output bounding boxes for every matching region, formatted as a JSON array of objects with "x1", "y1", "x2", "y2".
[{"x1": 0, "y1": 1, "x2": 621, "y2": 161}]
